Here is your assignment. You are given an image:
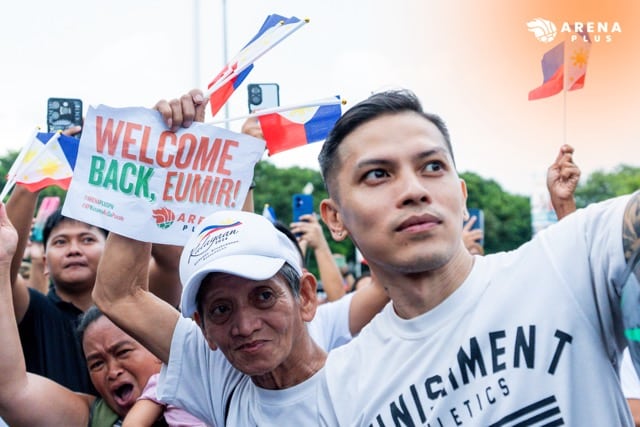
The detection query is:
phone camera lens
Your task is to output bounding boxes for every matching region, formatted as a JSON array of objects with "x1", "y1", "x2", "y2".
[{"x1": 250, "y1": 94, "x2": 262, "y2": 105}]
